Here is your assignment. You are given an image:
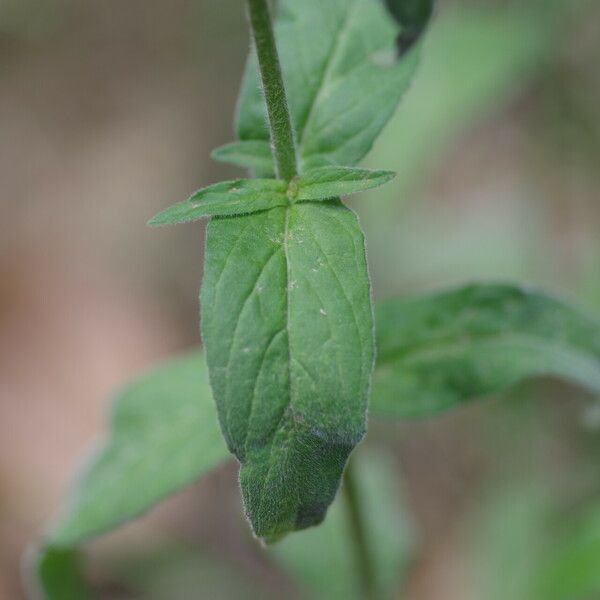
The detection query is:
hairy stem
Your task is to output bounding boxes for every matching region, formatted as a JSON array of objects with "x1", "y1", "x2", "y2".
[
  {"x1": 343, "y1": 462, "x2": 377, "y2": 599},
  {"x1": 245, "y1": 0, "x2": 298, "y2": 181}
]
